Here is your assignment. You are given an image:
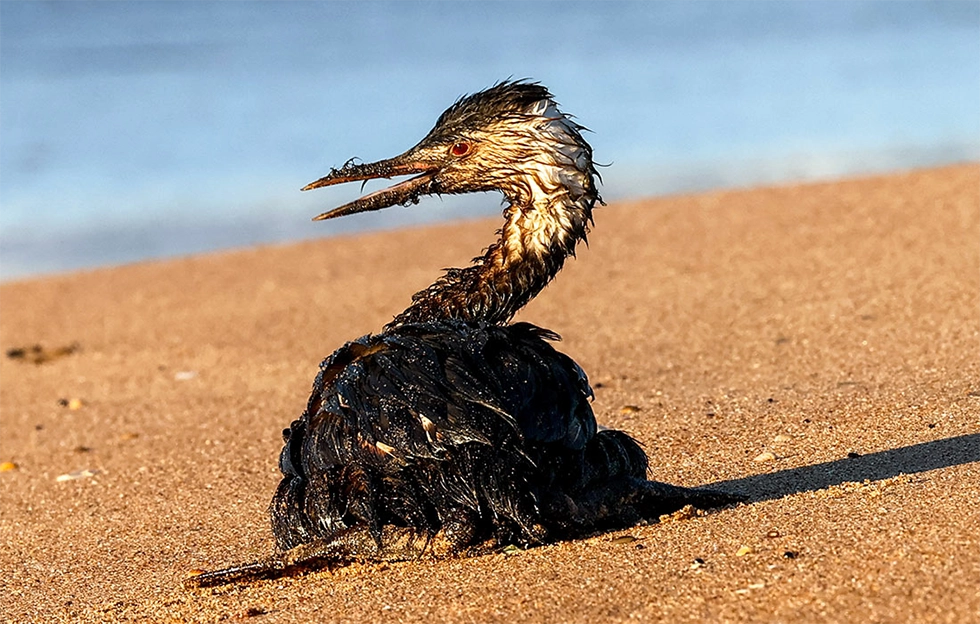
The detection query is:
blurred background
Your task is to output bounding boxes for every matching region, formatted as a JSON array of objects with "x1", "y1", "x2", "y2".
[{"x1": 1, "y1": 0, "x2": 978, "y2": 281}]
